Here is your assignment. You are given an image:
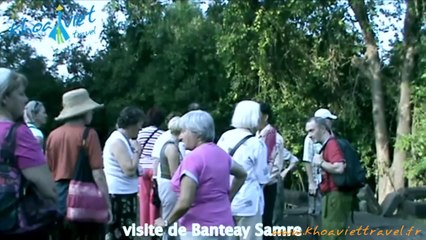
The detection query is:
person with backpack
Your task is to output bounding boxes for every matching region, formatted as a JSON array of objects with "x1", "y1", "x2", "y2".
[
  {"x1": 303, "y1": 108, "x2": 338, "y2": 238},
  {"x1": 217, "y1": 100, "x2": 270, "y2": 240},
  {"x1": 306, "y1": 116, "x2": 363, "y2": 240},
  {"x1": 0, "y1": 68, "x2": 57, "y2": 239}
]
